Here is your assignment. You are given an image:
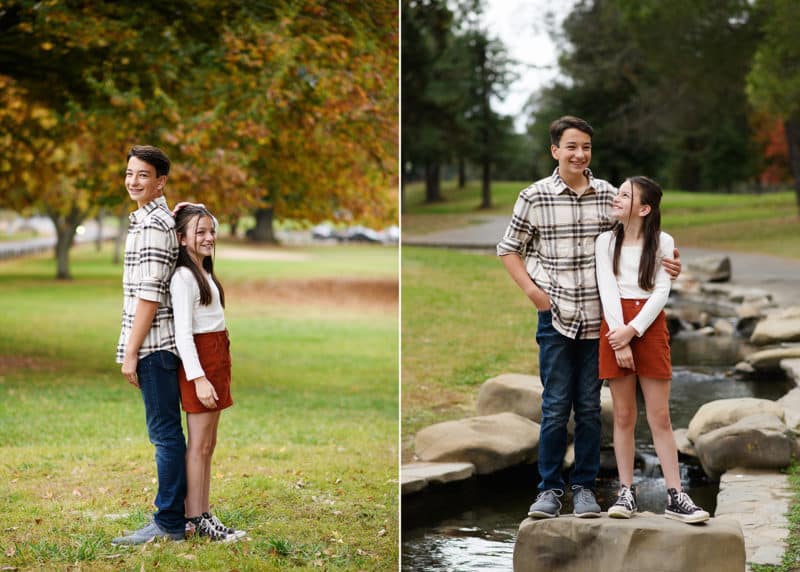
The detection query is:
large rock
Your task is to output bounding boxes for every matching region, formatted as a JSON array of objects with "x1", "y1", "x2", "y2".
[
  {"x1": 694, "y1": 414, "x2": 794, "y2": 479},
  {"x1": 687, "y1": 255, "x2": 731, "y2": 283},
  {"x1": 687, "y1": 397, "x2": 785, "y2": 442},
  {"x1": 673, "y1": 428, "x2": 697, "y2": 458},
  {"x1": 750, "y1": 307, "x2": 800, "y2": 345},
  {"x1": 778, "y1": 387, "x2": 800, "y2": 432},
  {"x1": 476, "y1": 373, "x2": 543, "y2": 421},
  {"x1": 476, "y1": 374, "x2": 615, "y2": 447},
  {"x1": 513, "y1": 513, "x2": 745, "y2": 572},
  {"x1": 746, "y1": 346, "x2": 800, "y2": 371},
  {"x1": 401, "y1": 462, "x2": 475, "y2": 495},
  {"x1": 414, "y1": 412, "x2": 539, "y2": 474},
  {"x1": 782, "y1": 358, "x2": 800, "y2": 386}
]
